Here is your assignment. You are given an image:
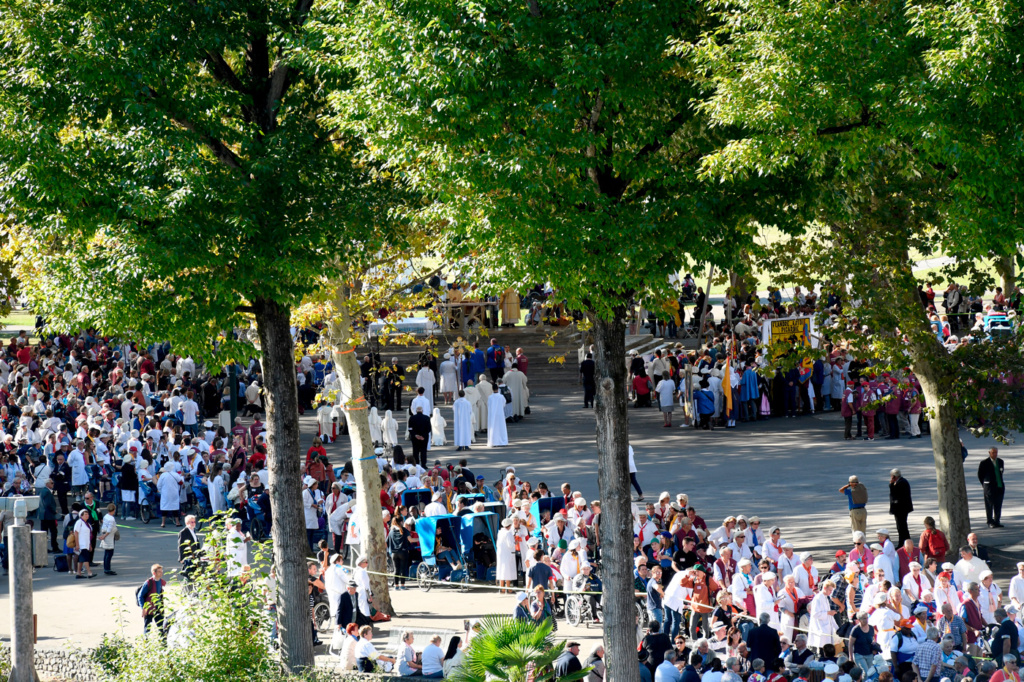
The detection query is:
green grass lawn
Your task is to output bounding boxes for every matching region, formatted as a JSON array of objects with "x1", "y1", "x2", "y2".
[{"x1": 0, "y1": 311, "x2": 35, "y2": 329}]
